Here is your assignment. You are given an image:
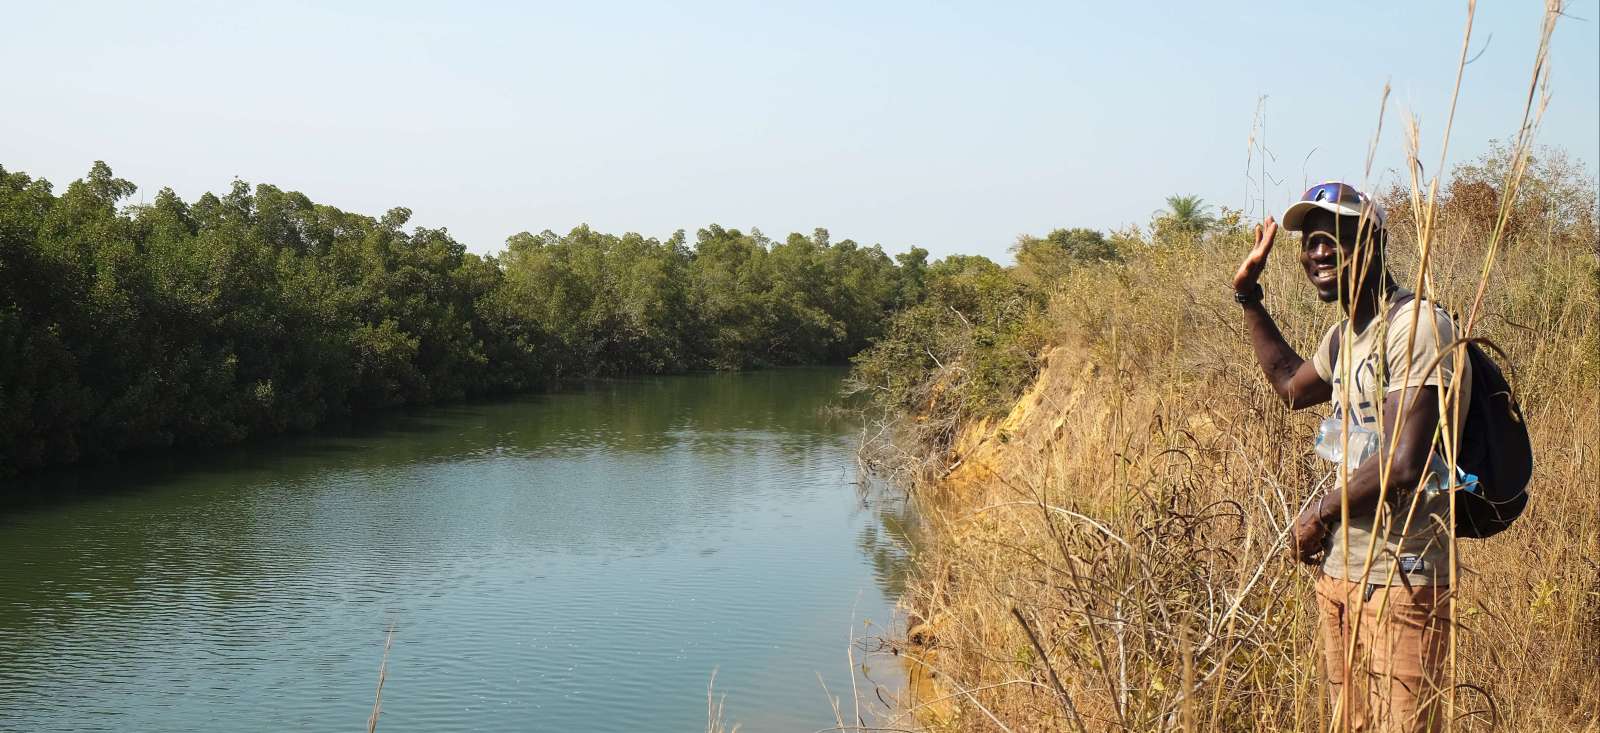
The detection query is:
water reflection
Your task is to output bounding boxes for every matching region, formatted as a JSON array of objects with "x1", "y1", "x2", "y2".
[
  {"x1": 857, "y1": 493, "x2": 917, "y2": 600},
  {"x1": 0, "y1": 368, "x2": 908, "y2": 732}
]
